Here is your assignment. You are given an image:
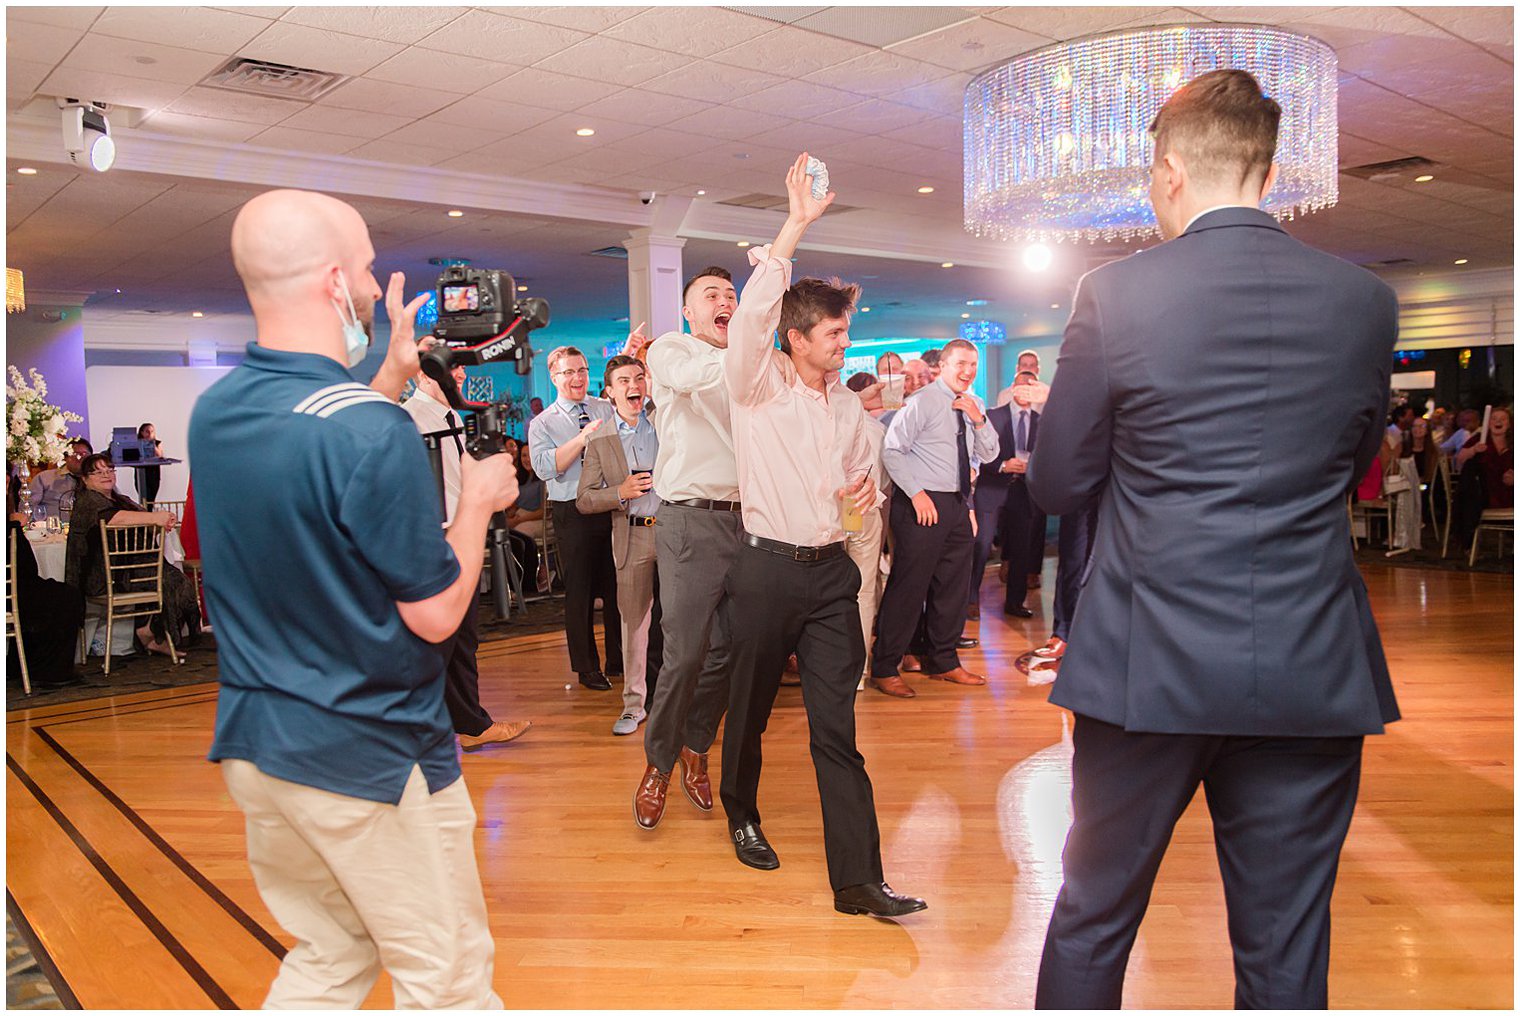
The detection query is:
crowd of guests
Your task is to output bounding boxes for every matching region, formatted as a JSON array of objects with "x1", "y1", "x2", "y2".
[
  {"x1": 7, "y1": 431, "x2": 200, "y2": 690},
  {"x1": 1356, "y1": 401, "x2": 1514, "y2": 555}
]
